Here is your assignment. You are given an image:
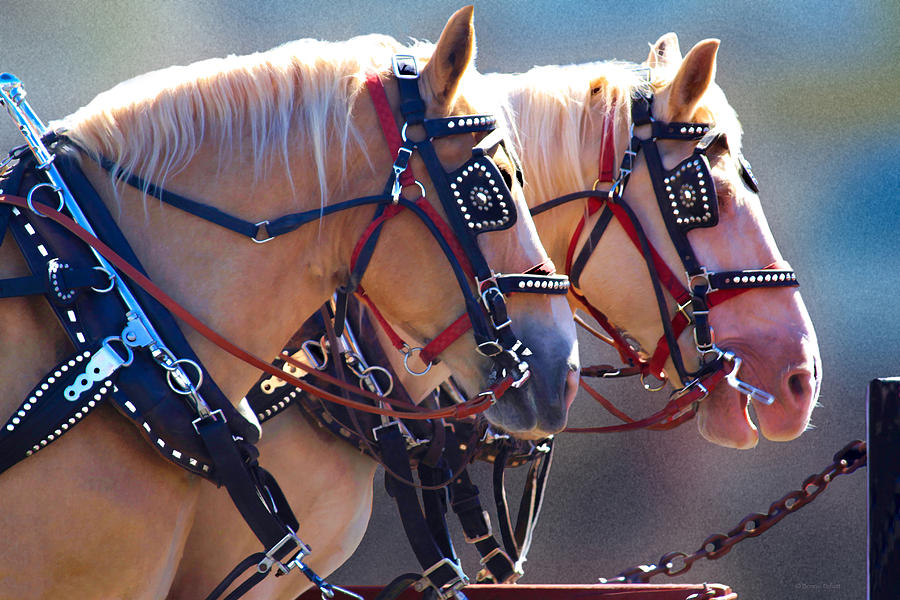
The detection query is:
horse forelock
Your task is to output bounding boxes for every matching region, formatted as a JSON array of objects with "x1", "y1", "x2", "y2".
[
  {"x1": 485, "y1": 62, "x2": 649, "y2": 207},
  {"x1": 54, "y1": 34, "x2": 421, "y2": 211}
]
